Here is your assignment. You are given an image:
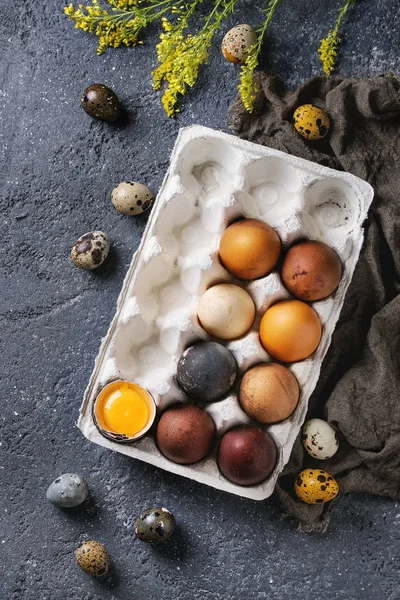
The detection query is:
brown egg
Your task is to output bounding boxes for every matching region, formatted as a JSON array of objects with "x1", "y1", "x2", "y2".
[
  {"x1": 218, "y1": 425, "x2": 277, "y2": 486},
  {"x1": 282, "y1": 240, "x2": 342, "y2": 301},
  {"x1": 239, "y1": 363, "x2": 299, "y2": 424},
  {"x1": 219, "y1": 218, "x2": 281, "y2": 280},
  {"x1": 156, "y1": 404, "x2": 215, "y2": 464},
  {"x1": 75, "y1": 540, "x2": 110, "y2": 577},
  {"x1": 260, "y1": 300, "x2": 322, "y2": 362}
]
